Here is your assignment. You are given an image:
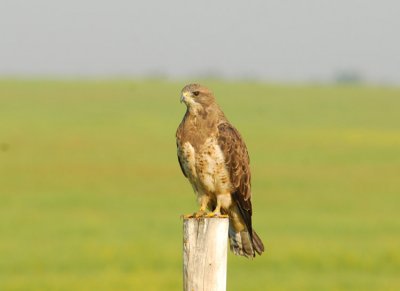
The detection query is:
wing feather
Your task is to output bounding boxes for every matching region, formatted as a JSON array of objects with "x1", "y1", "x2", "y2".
[
  {"x1": 217, "y1": 122, "x2": 253, "y2": 235},
  {"x1": 177, "y1": 146, "x2": 188, "y2": 178},
  {"x1": 176, "y1": 117, "x2": 189, "y2": 178}
]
